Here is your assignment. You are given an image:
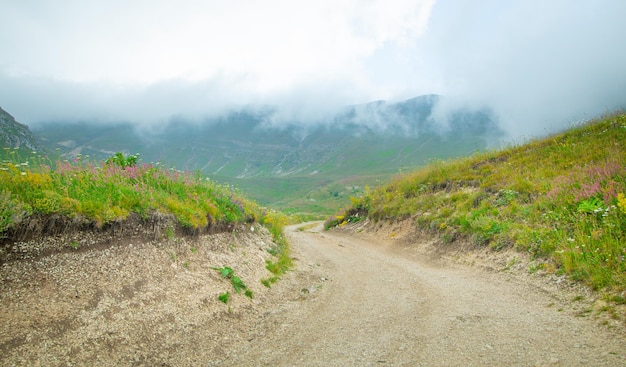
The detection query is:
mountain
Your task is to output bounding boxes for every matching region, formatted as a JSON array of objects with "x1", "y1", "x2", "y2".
[
  {"x1": 32, "y1": 95, "x2": 502, "y2": 216},
  {"x1": 0, "y1": 106, "x2": 48, "y2": 155}
]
